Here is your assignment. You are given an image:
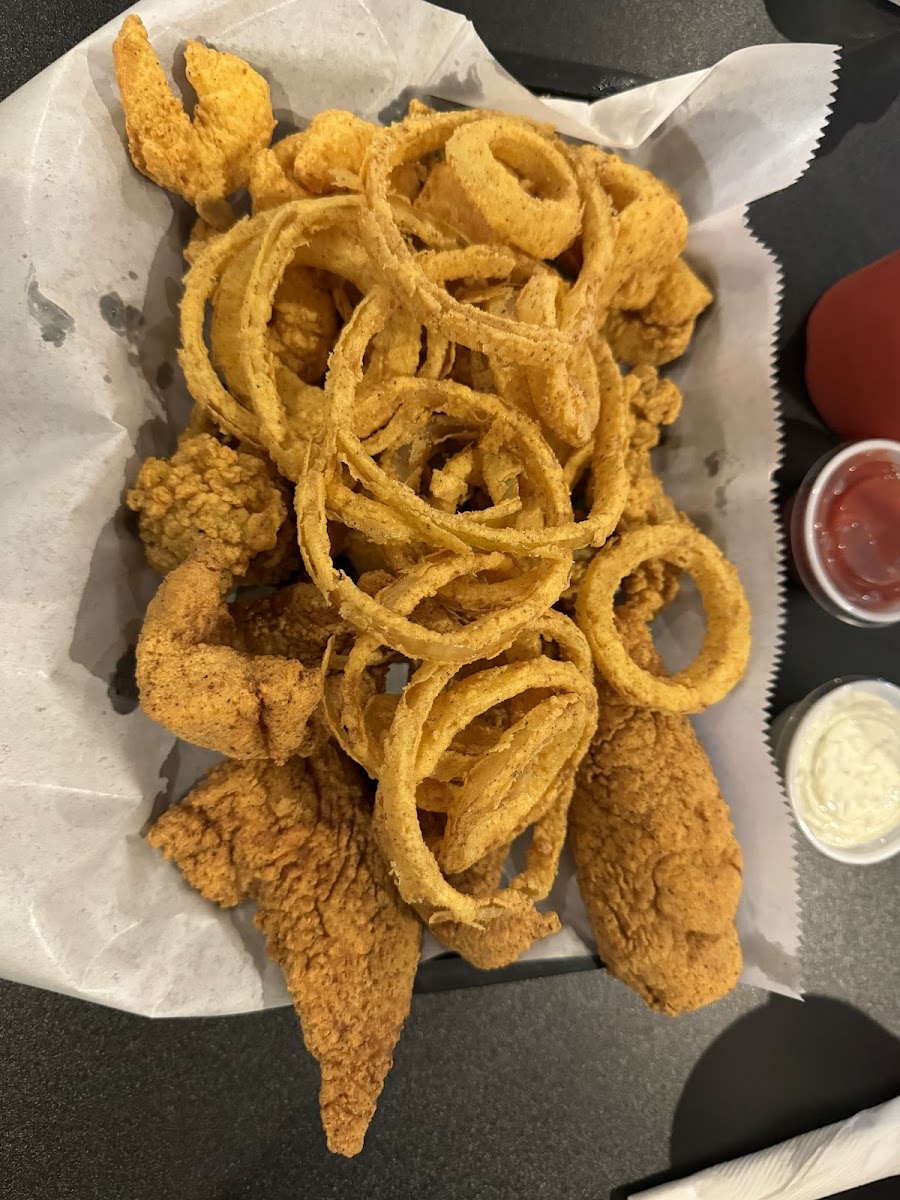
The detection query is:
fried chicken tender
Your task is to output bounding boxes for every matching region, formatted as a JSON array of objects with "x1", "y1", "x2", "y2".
[
  {"x1": 423, "y1": 840, "x2": 561, "y2": 969},
  {"x1": 127, "y1": 433, "x2": 287, "y2": 578},
  {"x1": 604, "y1": 259, "x2": 714, "y2": 367},
  {"x1": 113, "y1": 15, "x2": 275, "y2": 224},
  {"x1": 147, "y1": 745, "x2": 421, "y2": 1156},
  {"x1": 569, "y1": 614, "x2": 743, "y2": 1016},
  {"x1": 136, "y1": 543, "x2": 322, "y2": 762}
]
